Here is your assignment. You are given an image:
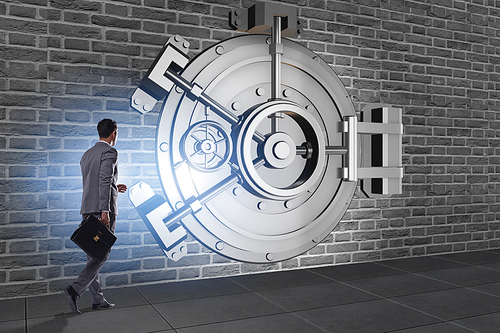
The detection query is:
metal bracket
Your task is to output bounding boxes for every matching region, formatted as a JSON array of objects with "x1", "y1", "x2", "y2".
[
  {"x1": 341, "y1": 104, "x2": 403, "y2": 197},
  {"x1": 229, "y1": 2, "x2": 303, "y2": 38},
  {"x1": 128, "y1": 182, "x2": 188, "y2": 261},
  {"x1": 130, "y1": 35, "x2": 190, "y2": 113}
]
